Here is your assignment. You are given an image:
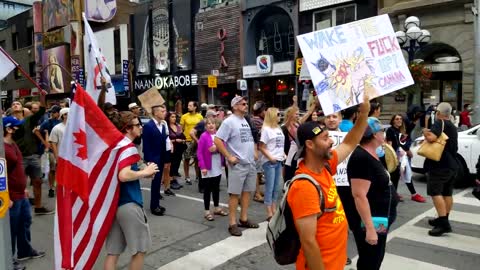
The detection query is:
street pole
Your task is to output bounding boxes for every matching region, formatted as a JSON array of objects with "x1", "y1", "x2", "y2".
[
  {"x1": 0, "y1": 99, "x2": 13, "y2": 270},
  {"x1": 473, "y1": 0, "x2": 480, "y2": 124},
  {"x1": 211, "y1": 87, "x2": 214, "y2": 104}
]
